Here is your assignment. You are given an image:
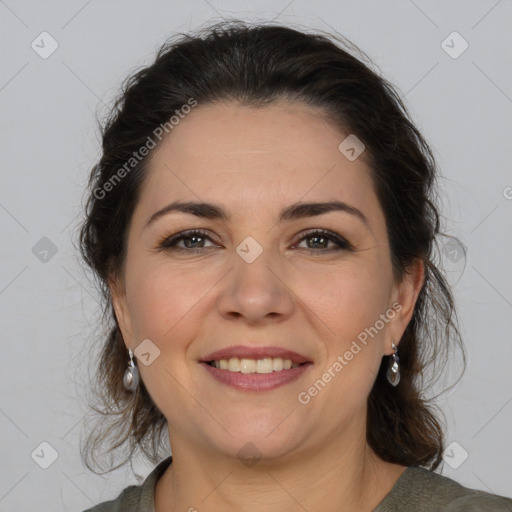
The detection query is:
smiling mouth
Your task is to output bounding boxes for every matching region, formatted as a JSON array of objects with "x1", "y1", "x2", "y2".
[{"x1": 205, "y1": 357, "x2": 306, "y2": 373}]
